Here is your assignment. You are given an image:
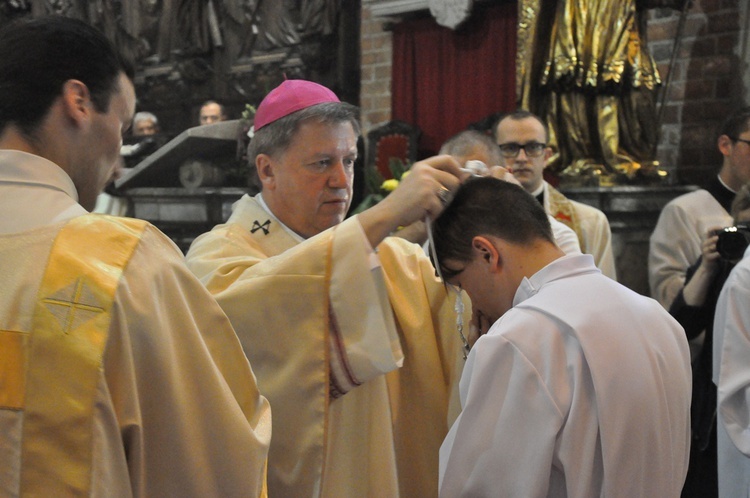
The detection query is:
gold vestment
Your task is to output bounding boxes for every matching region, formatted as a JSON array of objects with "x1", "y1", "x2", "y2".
[
  {"x1": 186, "y1": 195, "x2": 465, "y2": 497},
  {"x1": 518, "y1": 0, "x2": 666, "y2": 180}
]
